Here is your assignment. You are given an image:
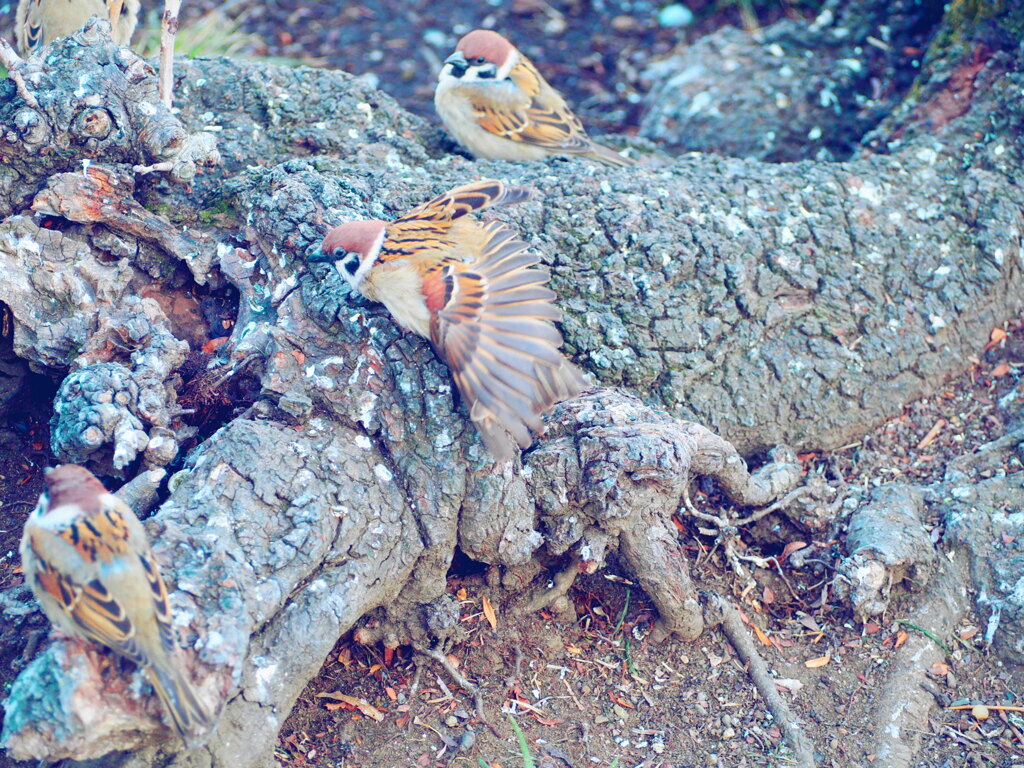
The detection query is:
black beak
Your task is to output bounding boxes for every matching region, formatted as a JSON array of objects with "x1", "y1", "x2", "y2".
[
  {"x1": 308, "y1": 248, "x2": 333, "y2": 264},
  {"x1": 444, "y1": 51, "x2": 468, "y2": 78}
]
